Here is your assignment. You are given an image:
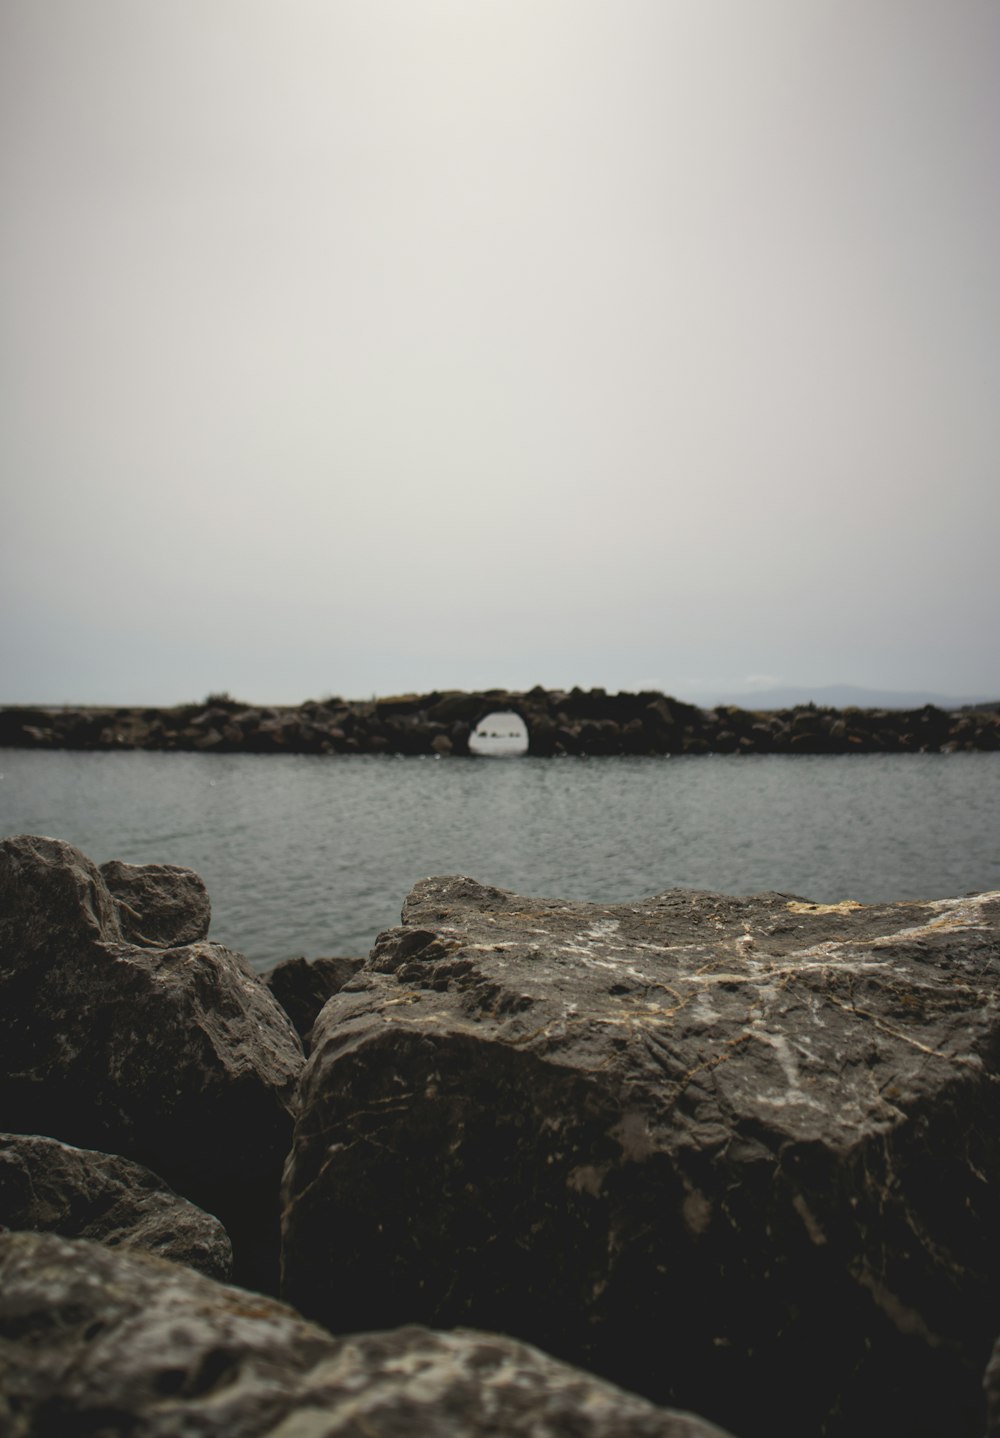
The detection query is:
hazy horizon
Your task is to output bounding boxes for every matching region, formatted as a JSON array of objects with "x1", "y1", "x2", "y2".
[
  {"x1": 4, "y1": 680, "x2": 998, "y2": 714},
  {"x1": 3, "y1": 1, "x2": 998, "y2": 707}
]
